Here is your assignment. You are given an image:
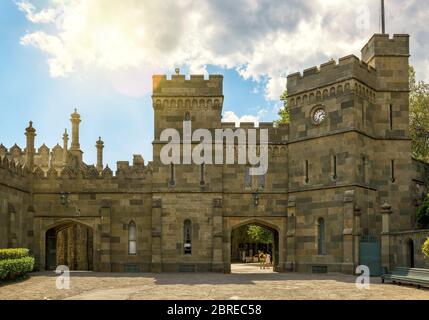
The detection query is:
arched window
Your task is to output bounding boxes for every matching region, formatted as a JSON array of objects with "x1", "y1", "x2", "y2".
[
  {"x1": 169, "y1": 163, "x2": 175, "y2": 186},
  {"x1": 184, "y1": 220, "x2": 192, "y2": 255},
  {"x1": 317, "y1": 218, "x2": 326, "y2": 255},
  {"x1": 200, "y1": 163, "x2": 205, "y2": 186},
  {"x1": 128, "y1": 221, "x2": 137, "y2": 255}
]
